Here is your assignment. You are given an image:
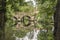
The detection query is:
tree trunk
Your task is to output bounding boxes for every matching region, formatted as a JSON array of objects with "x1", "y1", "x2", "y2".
[
  {"x1": 54, "y1": 0, "x2": 60, "y2": 40},
  {"x1": 0, "y1": 0, "x2": 6, "y2": 40}
]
